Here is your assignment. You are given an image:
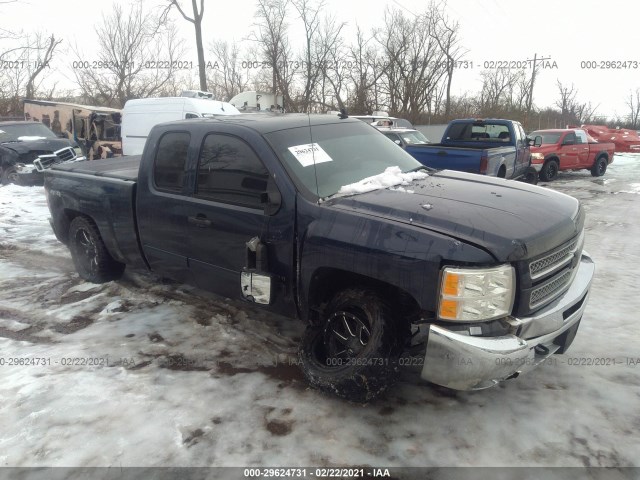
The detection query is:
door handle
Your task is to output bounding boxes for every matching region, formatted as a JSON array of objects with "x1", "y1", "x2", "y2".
[{"x1": 188, "y1": 215, "x2": 212, "y2": 227}]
